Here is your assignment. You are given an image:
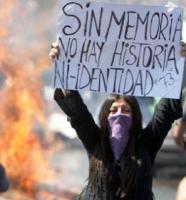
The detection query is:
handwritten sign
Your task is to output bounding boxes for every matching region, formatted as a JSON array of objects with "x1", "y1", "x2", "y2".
[{"x1": 53, "y1": 0, "x2": 185, "y2": 98}]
